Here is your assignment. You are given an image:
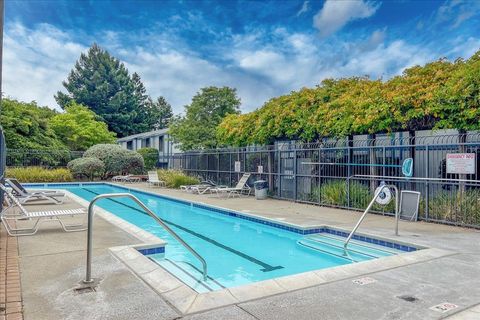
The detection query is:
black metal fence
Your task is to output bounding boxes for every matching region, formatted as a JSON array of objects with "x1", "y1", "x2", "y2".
[
  {"x1": 4, "y1": 131, "x2": 480, "y2": 228},
  {"x1": 5, "y1": 149, "x2": 84, "y2": 168},
  {"x1": 170, "y1": 130, "x2": 480, "y2": 228}
]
